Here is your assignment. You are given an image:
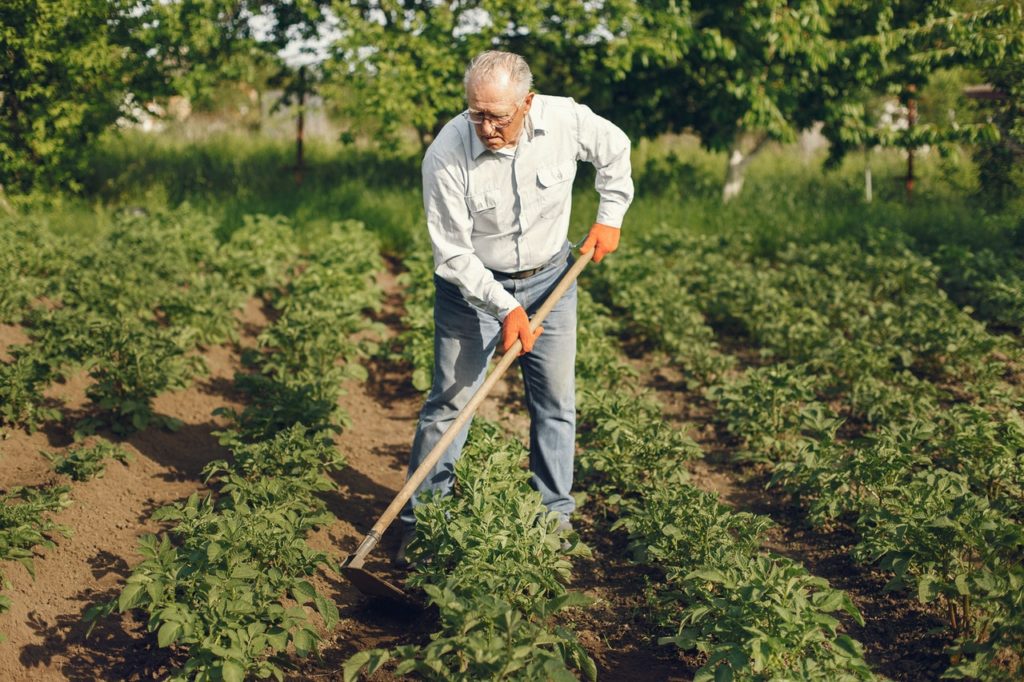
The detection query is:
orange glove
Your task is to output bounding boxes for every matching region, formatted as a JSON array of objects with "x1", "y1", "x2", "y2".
[
  {"x1": 580, "y1": 223, "x2": 620, "y2": 263},
  {"x1": 501, "y1": 306, "x2": 543, "y2": 355}
]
